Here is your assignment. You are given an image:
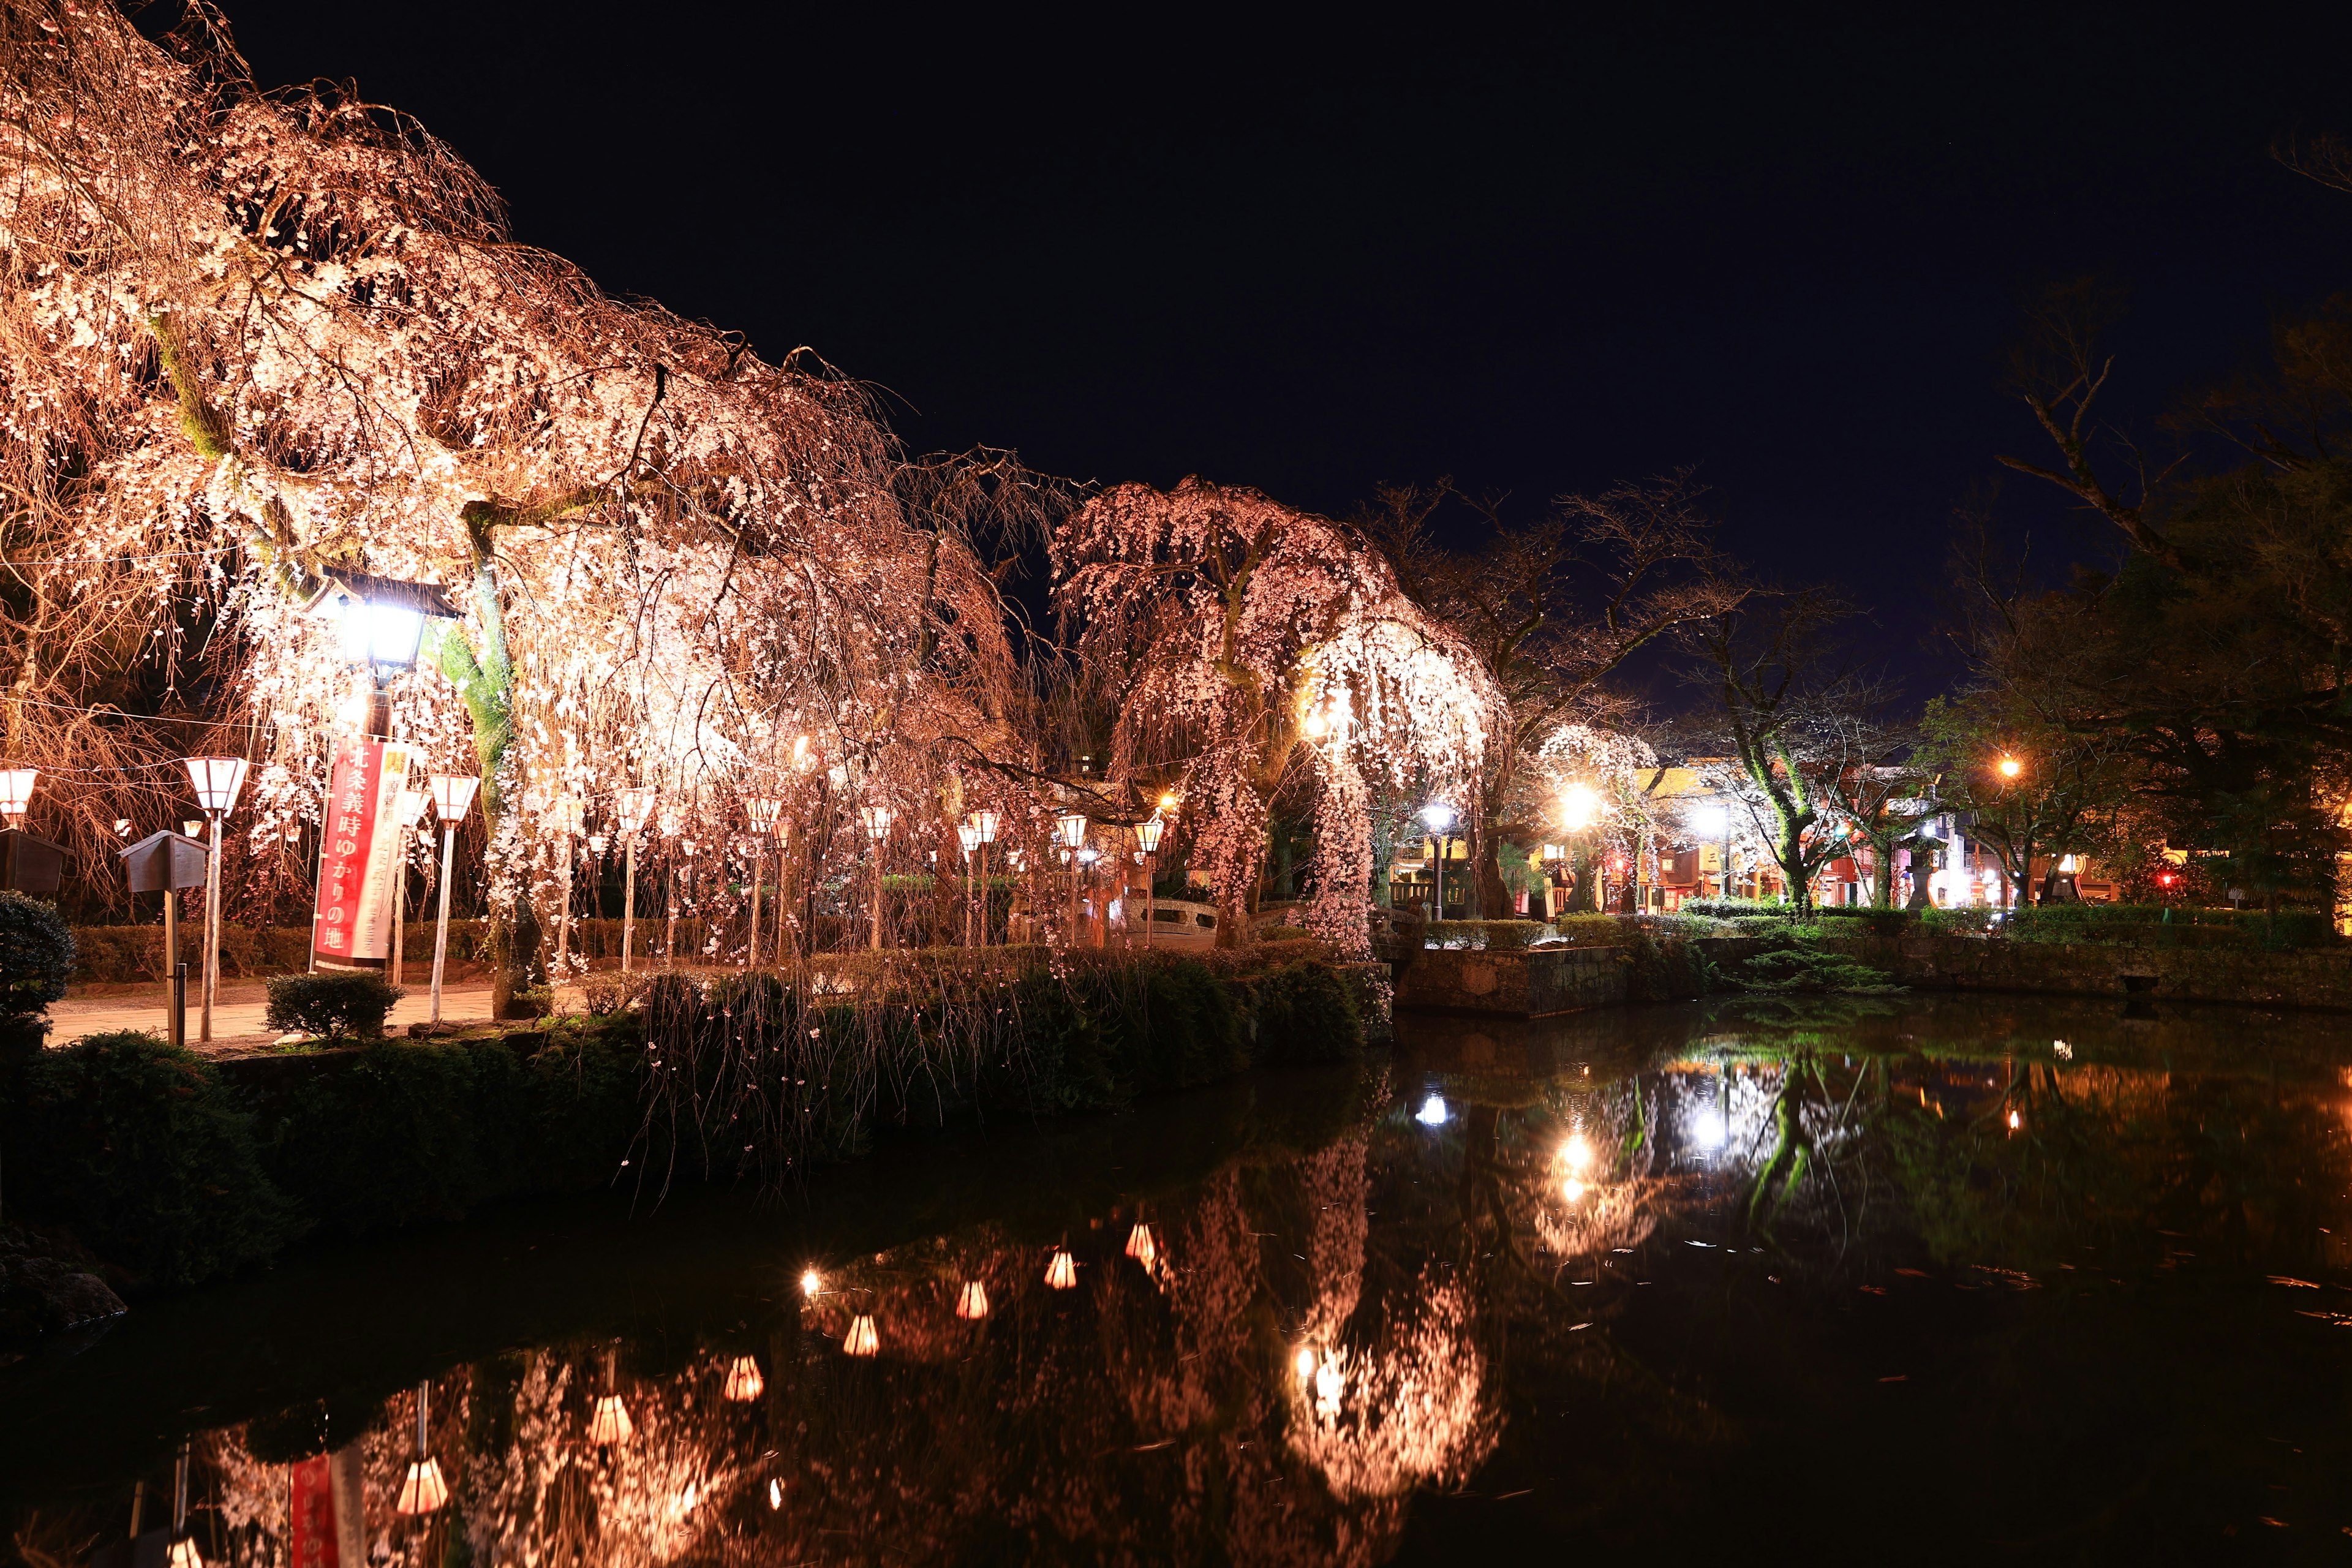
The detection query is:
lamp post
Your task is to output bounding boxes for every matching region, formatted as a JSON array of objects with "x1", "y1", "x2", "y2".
[
  {"x1": 771, "y1": 815, "x2": 794, "y2": 962},
  {"x1": 553, "y1": 794, "x2": 585, "y2": 976},
  {"x1": 390, "y1": 786, "x2": 430, "y2": 987},
  {"x1": 973, "y1": 810, "x2": 998, "y2": 946},
  {"x1": 424, "y1": 775, "x2": 478, "y2": 1026},
  {"x1": 957, "y1": 823, "x2": 979, "y2": 946},
  {"x1": 1135, "y1": 815, "x2": 1165, "y2": 948},
  {"x1": 859, "y1": 805, "x2": 892, "y2": 949},
  {"x1": 616, "y1": 785, "x2": 655, "y2": 973},
  {"x1": 1692, "y1": 803, "x2": 1730, "y2": 900},
  {"x1": 744, "y1": 795, "x2": 782, "y2": 967},
  {"x1": 1417, "y1": 802, "x2": 1457, "y2": 922},
  {"x1": 183, "y1": 757, "x2": 250, "y2": 1043},
  {"x1": 1055, "y1": 810, "x2": 1088, "y2": 944},
  {"x1": 0, "y1": 766, "x2": 34, "y2": 831}
]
